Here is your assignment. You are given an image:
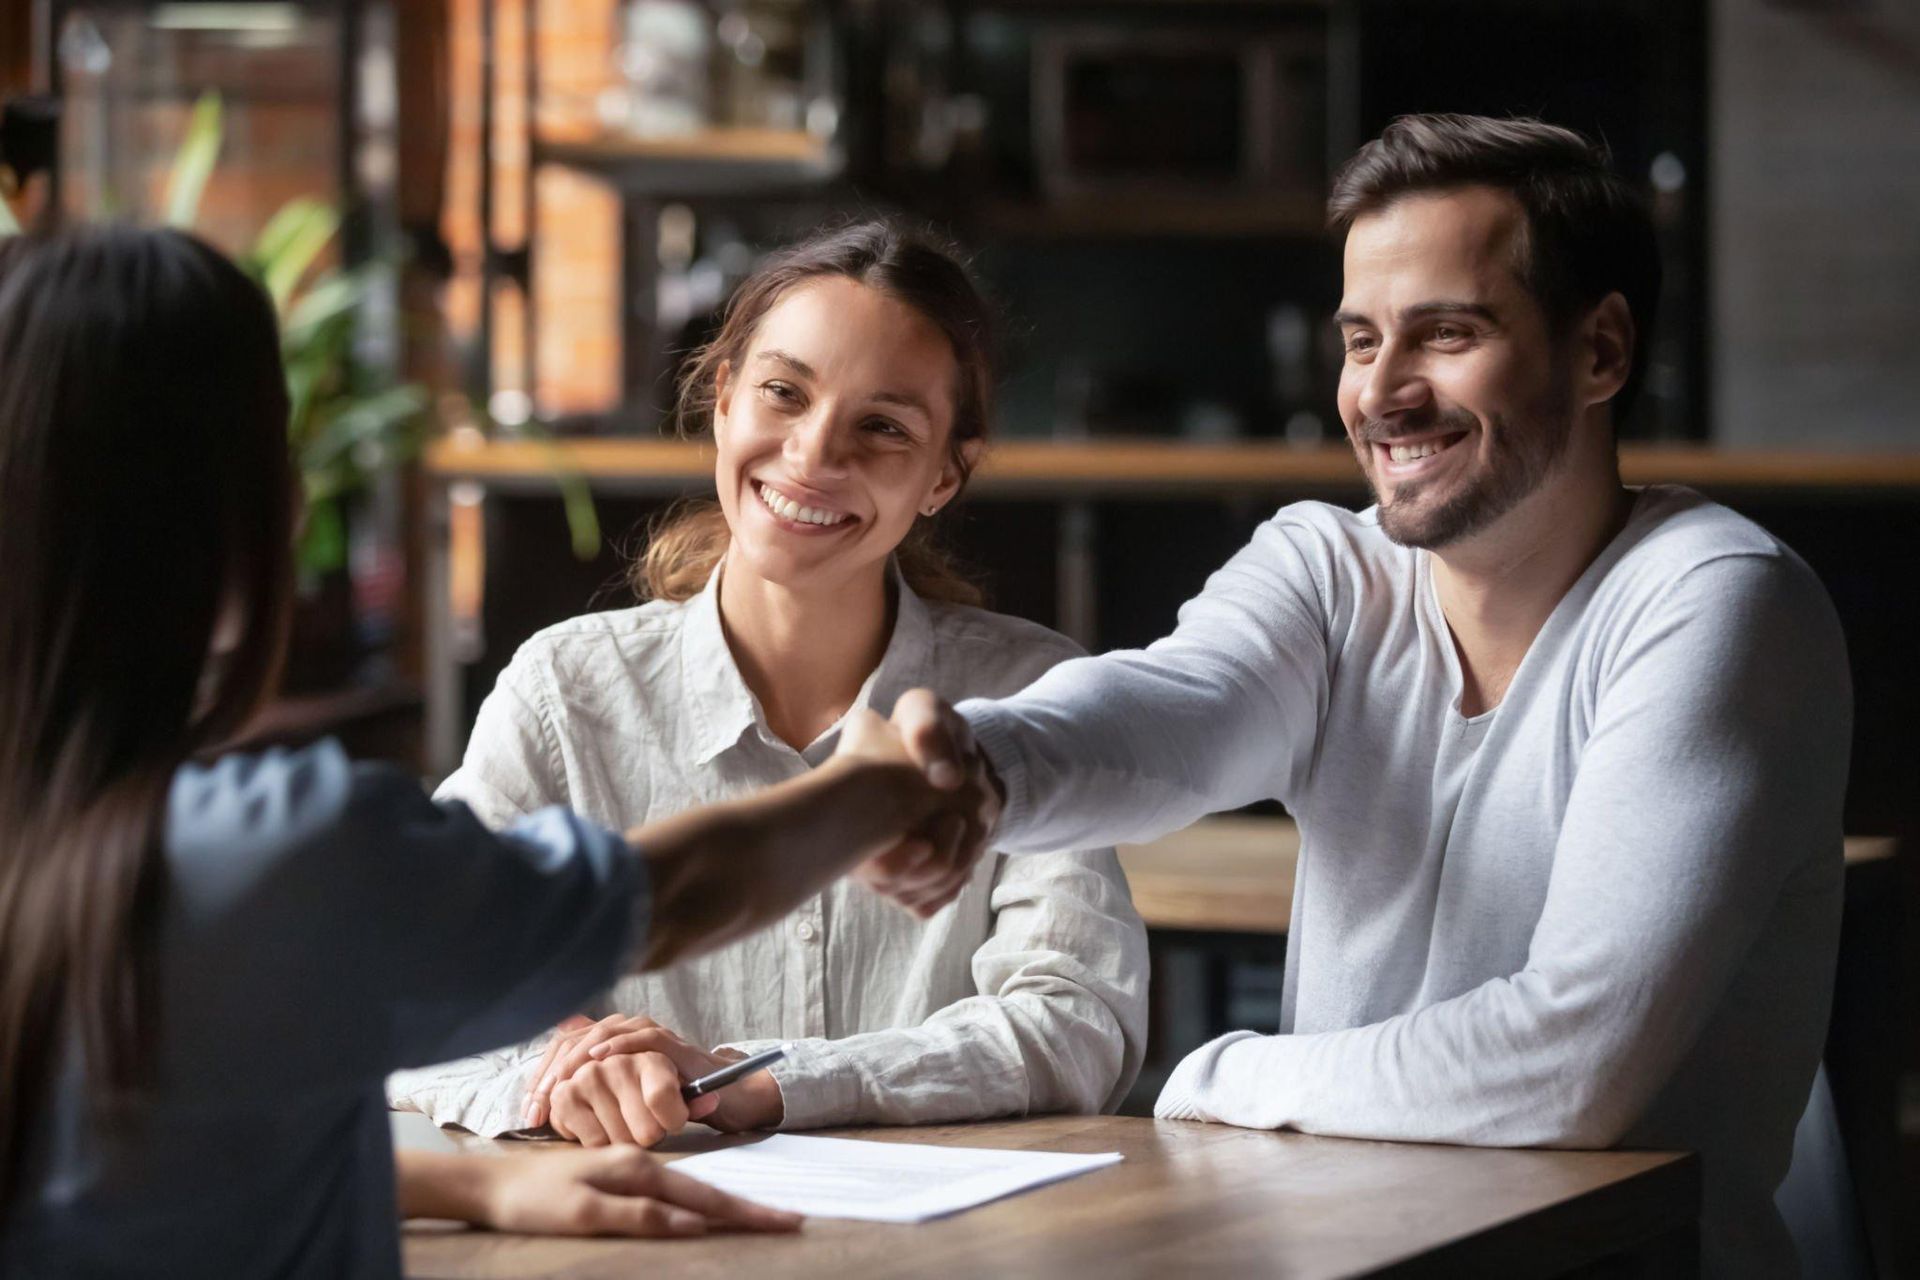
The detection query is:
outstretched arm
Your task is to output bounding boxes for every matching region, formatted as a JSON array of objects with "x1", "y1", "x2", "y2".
[
  {"x1": 884, "y1": 515, "x2": 1336, "y2": 871},
  {"x1": 1154, "y1": 555, "x2": 1849, "y2": 1149}
]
